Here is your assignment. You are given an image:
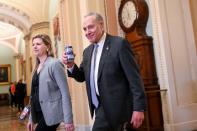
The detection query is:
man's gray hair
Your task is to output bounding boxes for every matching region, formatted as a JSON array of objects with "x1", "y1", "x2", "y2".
[{"x1": 84, "y1": 12, "x2": 104, "y2": 22}]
